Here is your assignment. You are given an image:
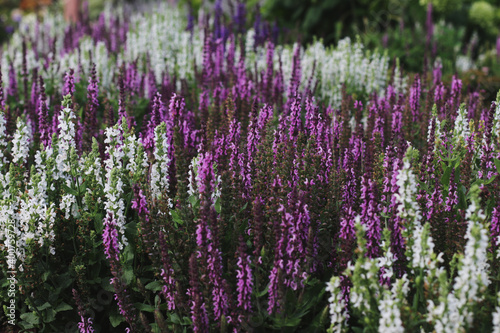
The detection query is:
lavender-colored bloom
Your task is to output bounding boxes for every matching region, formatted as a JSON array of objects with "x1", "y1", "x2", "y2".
[
  {"x1": 392, "y1": 105, "x2": 403, "y2": 138},
  {"x1": 286, "y1": 199, "x2": 311, "y2": 289},
  {"x1": 444, "y1": 170, "x2": 458, "y2": 215},
  {"x1": 0, "y1": 67, "x2": 4, "y2": 111},
  {"x1": 433, "y1": 63, "x2": 442, "y2": 86},
  {"x1": 84, "y1": 64, "x2": 99, "y2": 145},
  {"x1": 236, "y1": 236, "x2": 253, "y2": 313},
  {"x1": 253, "y1": 9, "x2": 262, "y2": 48},
  {"x1": 118, "y1": 75, "x2": 132, "y2": 128},
  {"x1": 497, "y1": 35, "x2": 500, "y2": 62},
  {"x1": 288, "y1": 92, "x2": 302, "y2": 141},
  {"x1": 37, "y1": 77, "x2": 50, "y2": 147},
  {"x1": 409, "y1": 74, "x2": 421, "y2": 123},
  {"x1": 264, "y1": 41, "x2": 275, "y2": 101},
  {"x1": 77, "y1": 316, "x2": 95, "y2": 333},
  {"x1": 206, "y1": 225, "x2": 229, "y2": 321},
  {"x1": 234, "y1": 1, "x2": 246, "y2": 34},
  {"x1": 214, "y1": 38, "x2": 224, "y2": 80},
  {"x1": 491, "y1": 207, "x2": 500, "y2": 248},
  {"x1": 159, "y1": 230, "x2": 177, "y2": 311},
  {"x1": 63, "y1": 68, "x2": 75, "y2": 97},
  {"x1": 450, "y1": 75, "x2": 462, "y2": 117},
  {"x1": 111, "y1": 277, "x2": 137, "y2": 330},
  {"x1": 143, "y1": 92, "x2": 163, "y2": 150},
  {"x1": 187, "y1": 7, "x2": 194, "y2": 34},
  {"x1": 287, "y1": 44, "x2": 302, "y2": 101},
  {"x1": 73, "y1": 289, "x2": 95, "y2": 333},
  {"x1": 188, "y1": 254, "x2": 209, "y2": 333},
  {"x1": 8, "y1": 62, "x2": 17, "y2": 97},
  {"x1": 202, "y1": 33, "x2": 213, "y2": 85},
  {"x1": 102, "y1": 212, "x2": 120, "y2": 262},
  {"x1": 213, "y1": 0, "x2": 223, "y2": 39},
  {"x1": 360, "y1": 177, "x2": 382, "y2": 258},
  {"x1": 131, "y1": 184, "x2": 149, "y2": 218}
]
